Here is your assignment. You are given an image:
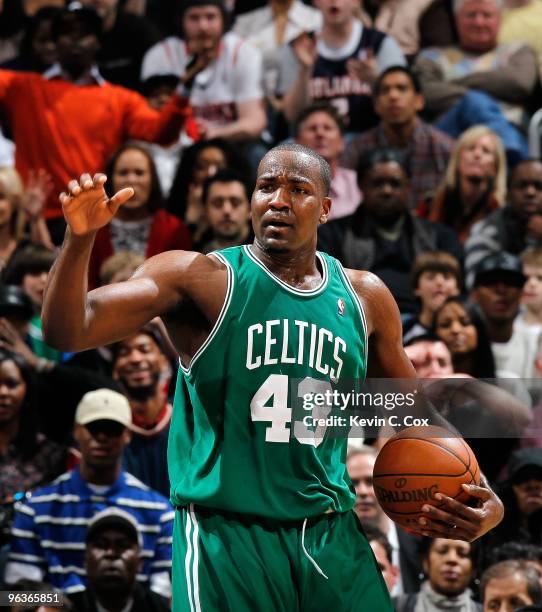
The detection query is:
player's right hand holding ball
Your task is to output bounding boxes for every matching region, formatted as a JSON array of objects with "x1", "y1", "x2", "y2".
[{"x1": 60, "y1": 172, "x2": 134, "y2": 236}]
